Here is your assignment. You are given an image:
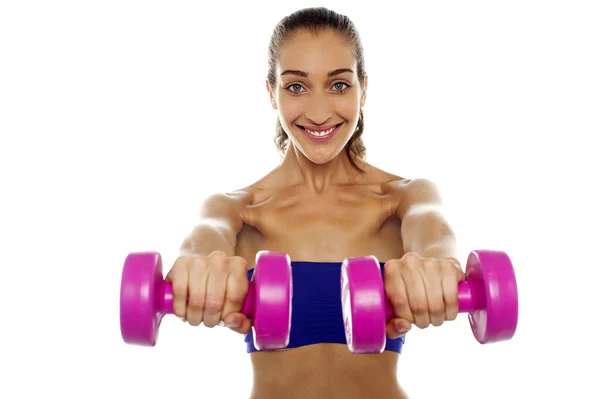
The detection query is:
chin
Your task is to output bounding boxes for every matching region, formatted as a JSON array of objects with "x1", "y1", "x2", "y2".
[{"x1": 302, "y1": 146, "x2": 345, "y2": 164}]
